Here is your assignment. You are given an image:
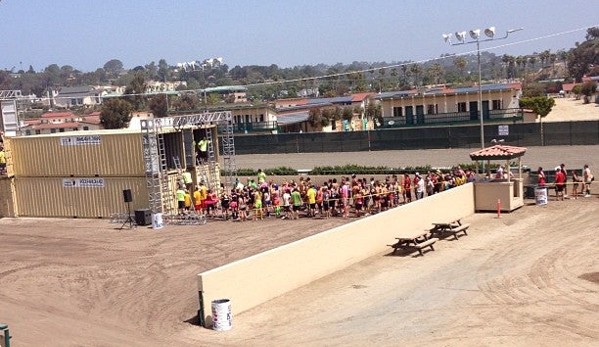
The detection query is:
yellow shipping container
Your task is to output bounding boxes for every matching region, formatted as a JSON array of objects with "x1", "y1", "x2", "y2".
[
  {"x1": 0, "y1": 177, "x2": 17, "y2": 217},
  {"x1": 9, "y1": 130, "x2": 146, "y2": 177},
  {"x1": 13, "y1": 176, "x2": 149, "y2": 218}
]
